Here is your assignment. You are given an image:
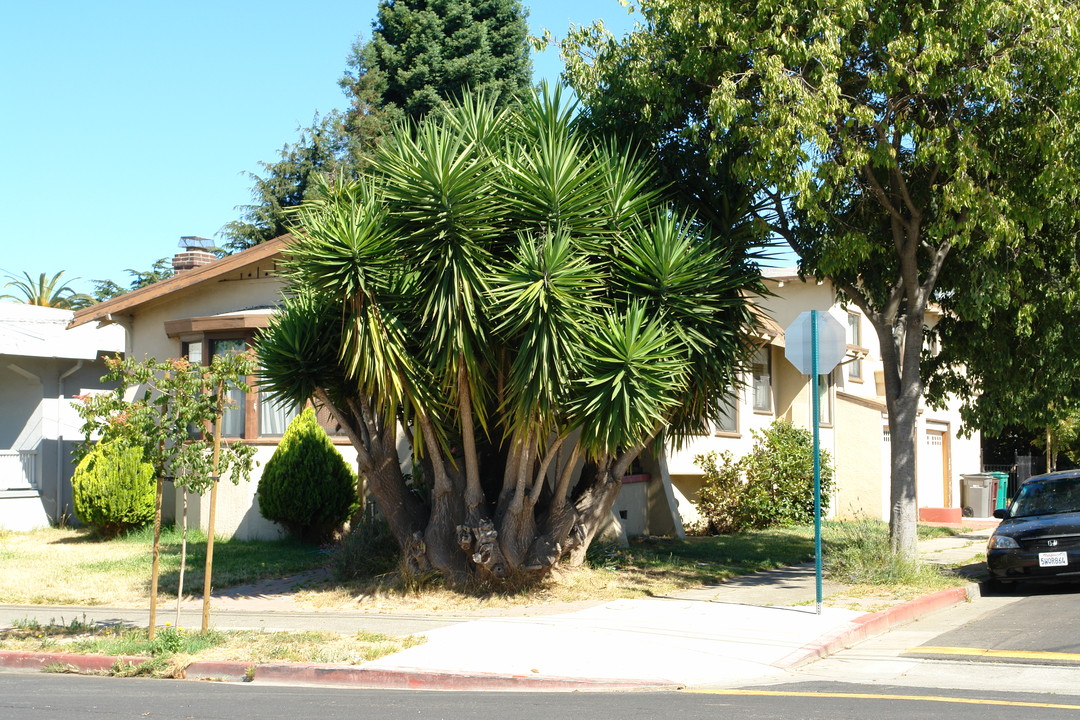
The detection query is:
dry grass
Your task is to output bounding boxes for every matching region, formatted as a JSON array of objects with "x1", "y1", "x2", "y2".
[
  {"x1": 0, "y1": 528, "x2": 153, "y2": 605},
  {"x1": 820, "y1": 583, "x2": 950, "y2": 613},
  {"x1": 0, "y1": 620, "x2": 424, "y2": 674},
  {"x1": 1, "y1": 523, "x2": 969, "y2": 614},
  {"x1": 0, "y1": 527, "x2": 325, "y2": 607},
  {"x1": 293, "y1": 561, "x2": 699, "y2": 615}
]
